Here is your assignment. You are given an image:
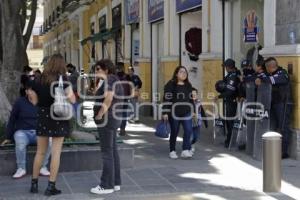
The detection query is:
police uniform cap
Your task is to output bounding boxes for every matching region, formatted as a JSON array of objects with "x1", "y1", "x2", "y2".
[
  {"x1": 223, "y1": 59, "x2": 235, "y2": 68},
  {"x1": 241, "y1": 59, "x2": 250, "y2": 68},
  {"x1": 215, "y1": 80, "x2": 226, "y2": 93}
]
